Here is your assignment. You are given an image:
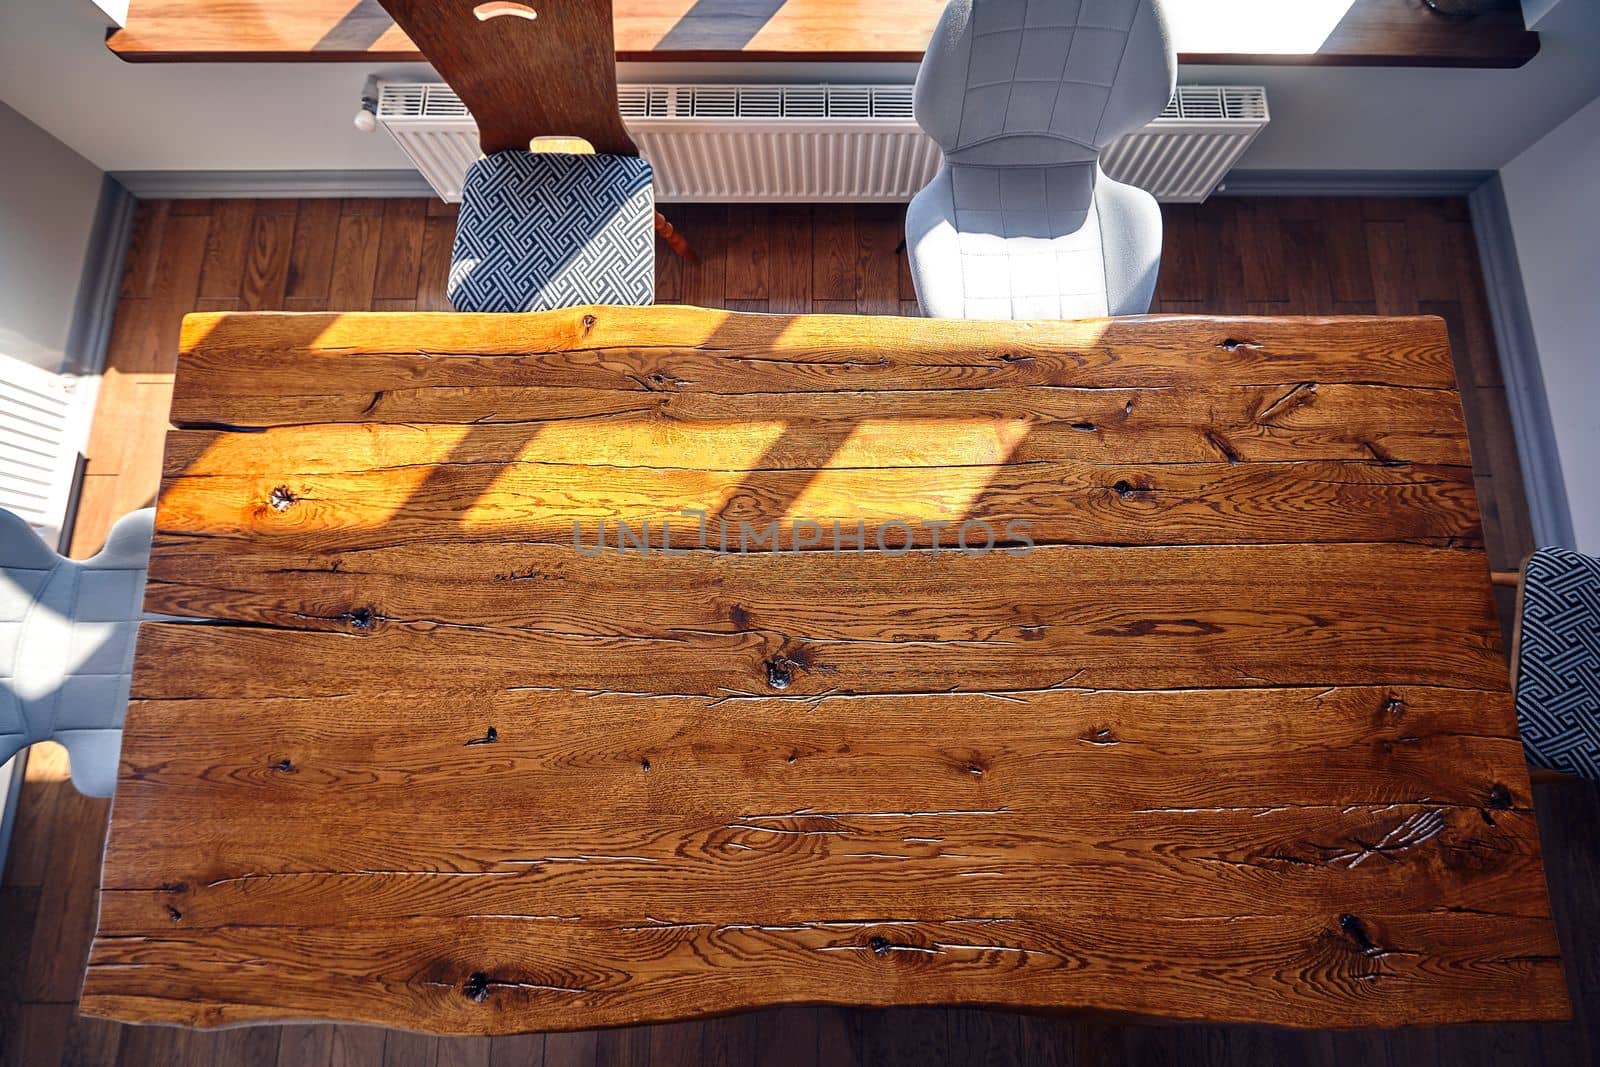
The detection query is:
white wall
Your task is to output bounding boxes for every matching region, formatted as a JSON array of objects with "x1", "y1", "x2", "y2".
[
  {"x1": 2, "y1": 0, "x2": 1600, "y2": 177},
  {"x1": 1500, "y1": 94, "x2": 1600, "y2": 553},
  {"x1": 0, "y1": 2, "x2": 422, "y2": 175},
  {"x1": 0, "y1": 100, "x2": 105, "y2": 372},
  {"x1": 1522, "y1": 0, "x2": 1563, "y2": 30}
]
